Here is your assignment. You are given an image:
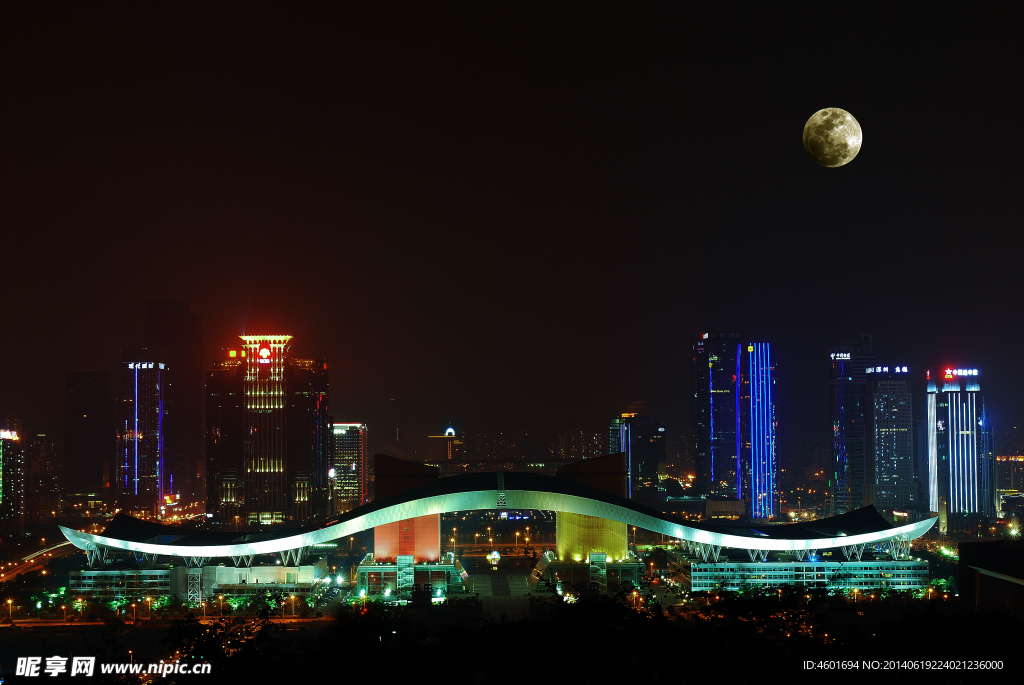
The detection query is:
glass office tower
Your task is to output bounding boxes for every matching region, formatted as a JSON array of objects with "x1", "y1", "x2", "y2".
[
  {"x1": 117, "y1": 353, "x2": 167, "y2": 517},
  {"x1": 692, "y1": 332, "x2": 743, "y2": 498},
  {"x1": 206, "y1": 336, "x2": 329, "y2": 524},
  {"x1": 927, "y1": 367, "x2": 996, "y2": 530},
  {"x1": 865, "y1": 365, "x2": 916, "y2": 512},
  {"x1": 746, "y1": 342, "x2": 776, "y2": 519},
  {"x1": 330, "y1": 422, "x2": 368, "y2": 512},
  {"x1": 828, "y1": 334, "x2": 874, "y2": 514}
]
